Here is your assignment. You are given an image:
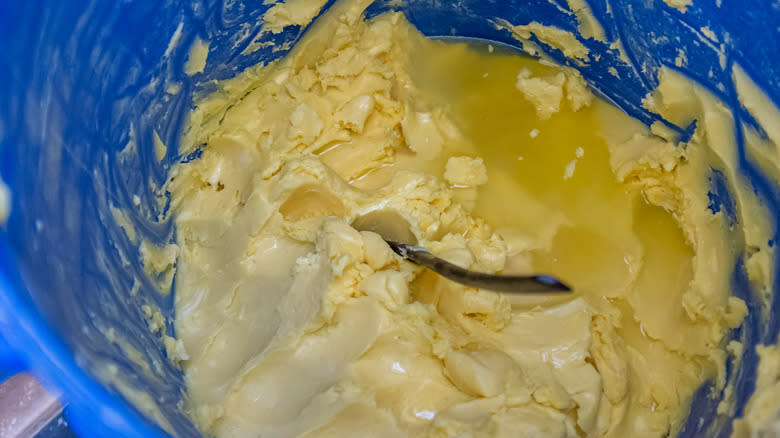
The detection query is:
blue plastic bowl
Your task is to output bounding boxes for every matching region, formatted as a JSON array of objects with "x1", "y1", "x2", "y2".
[{"x1": 0, "y1": 1, "x2": 778, "y2": 437}]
